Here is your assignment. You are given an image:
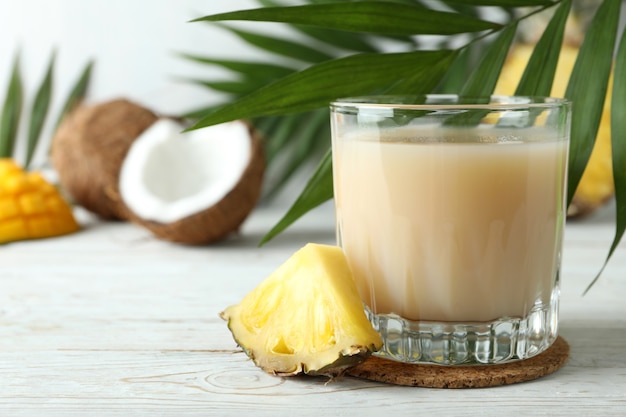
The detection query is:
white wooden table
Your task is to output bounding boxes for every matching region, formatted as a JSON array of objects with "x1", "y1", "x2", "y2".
[{"x1": 1, "y1": 202, "x2": 625, "y2": 416}]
